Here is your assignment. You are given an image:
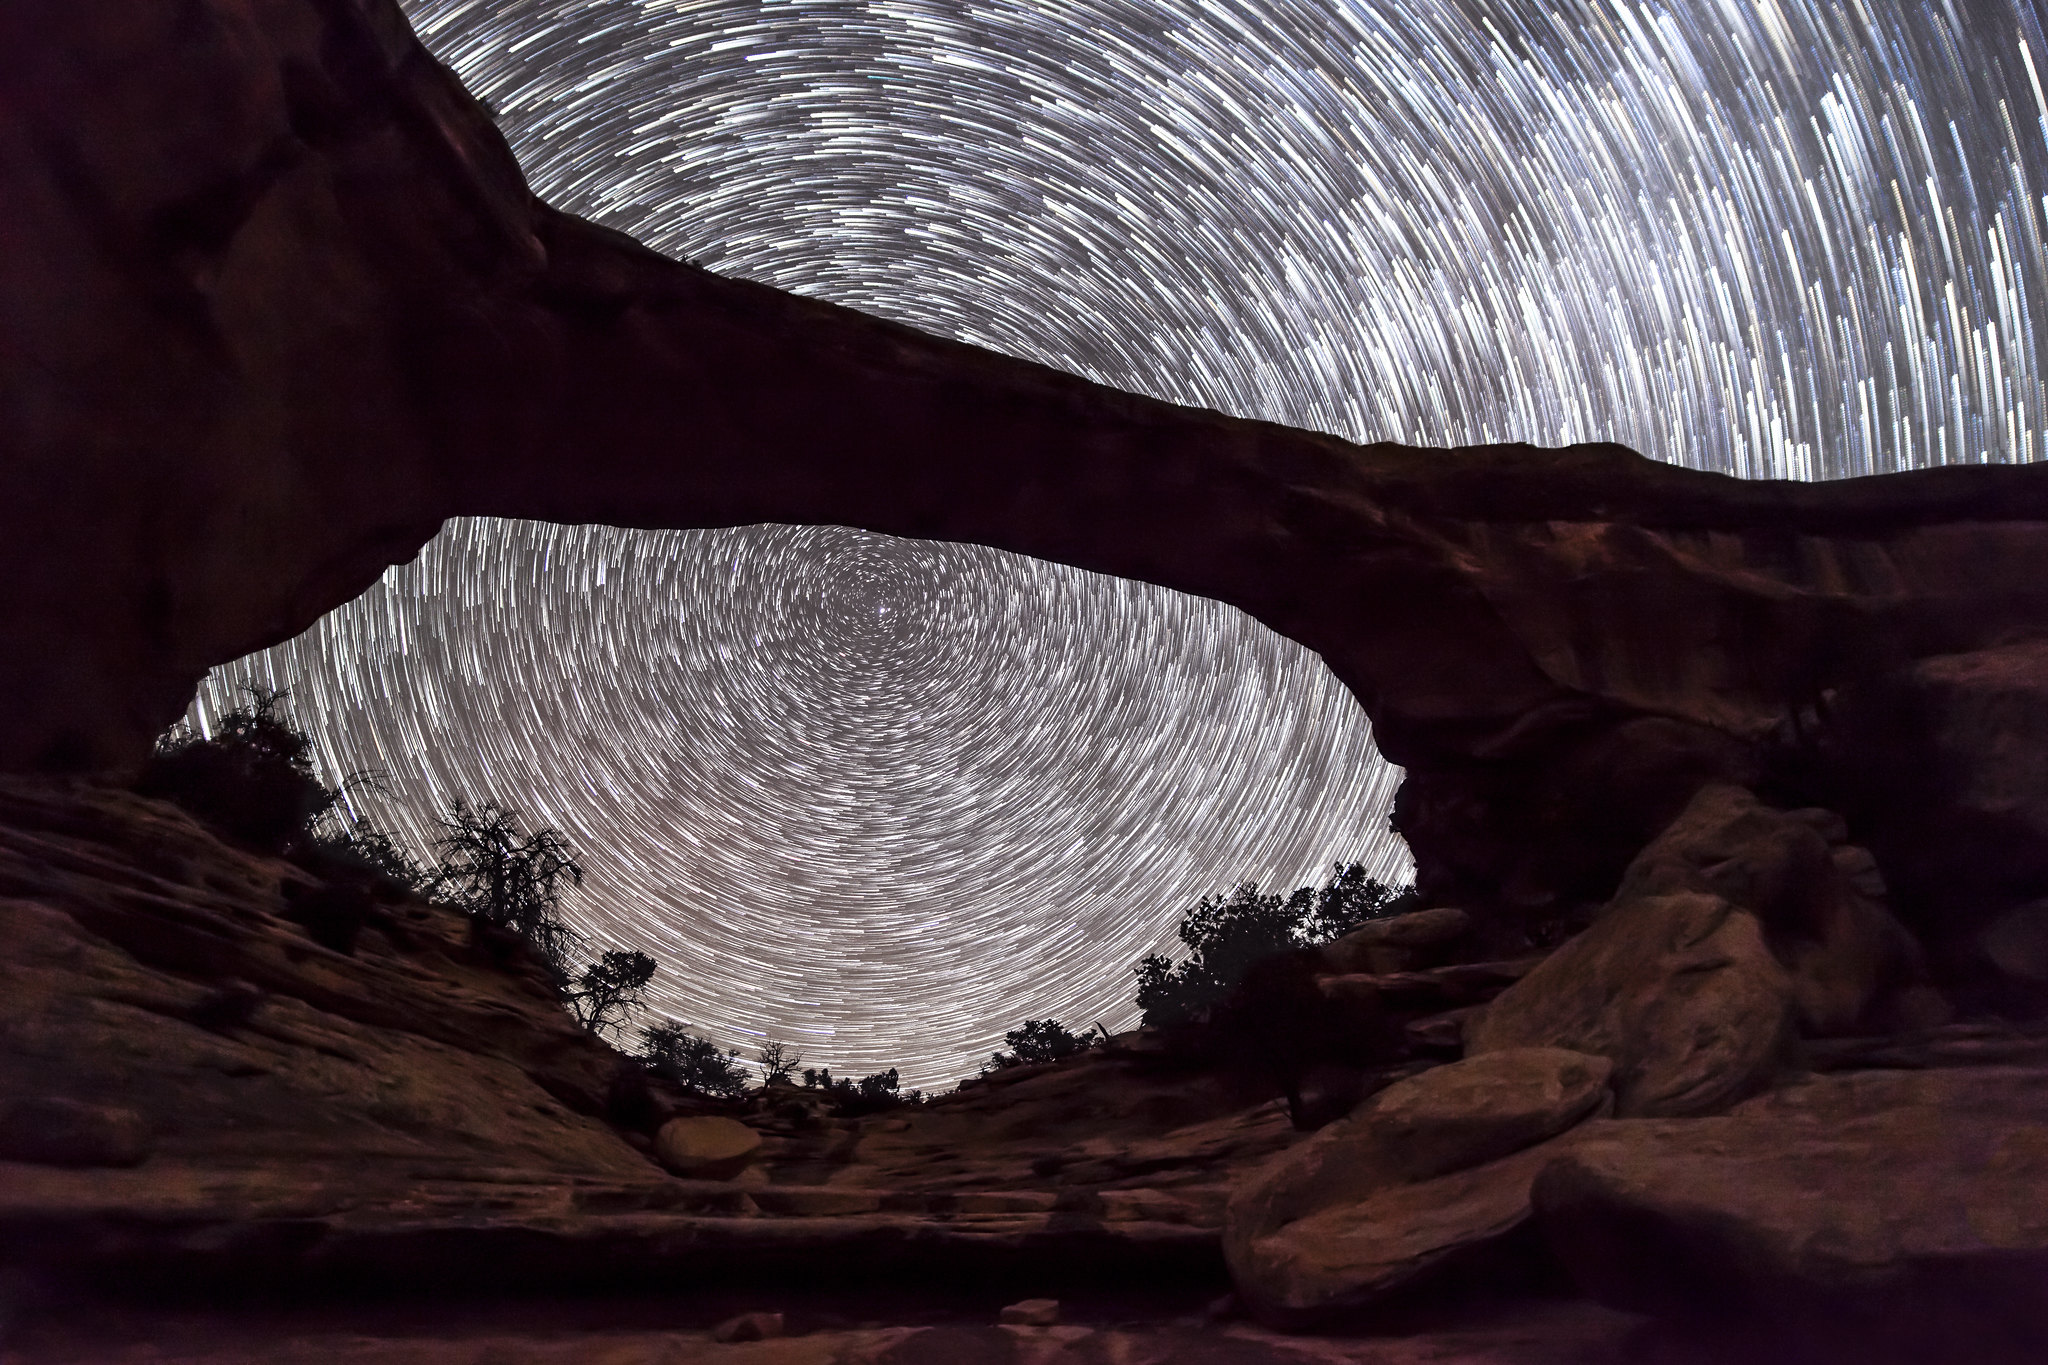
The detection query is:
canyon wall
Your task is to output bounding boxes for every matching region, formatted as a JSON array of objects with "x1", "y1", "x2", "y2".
[{"x1": 7, "y1": 0, "x2": 2048, "y2": 970}]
